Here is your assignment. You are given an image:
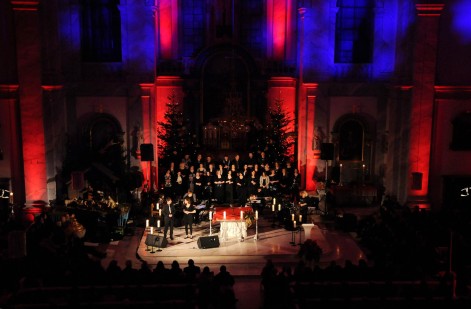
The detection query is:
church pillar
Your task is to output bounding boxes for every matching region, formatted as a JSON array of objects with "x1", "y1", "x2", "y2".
[
  {"x1": 304, "y1": 84, "x2": 319, "y2": 191},
  {"x1": 407, "y1": 3, "x2": 444, "y2": 208},
  {"x1": 139, "y1": 83, "x2": 154, "y2": 190},
  {"x1": 11, "y1": 1, "x2": 47, "y2": 208},
  {"x1": 155, "y1": 0, "x2": 179, "y2": 59}
]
